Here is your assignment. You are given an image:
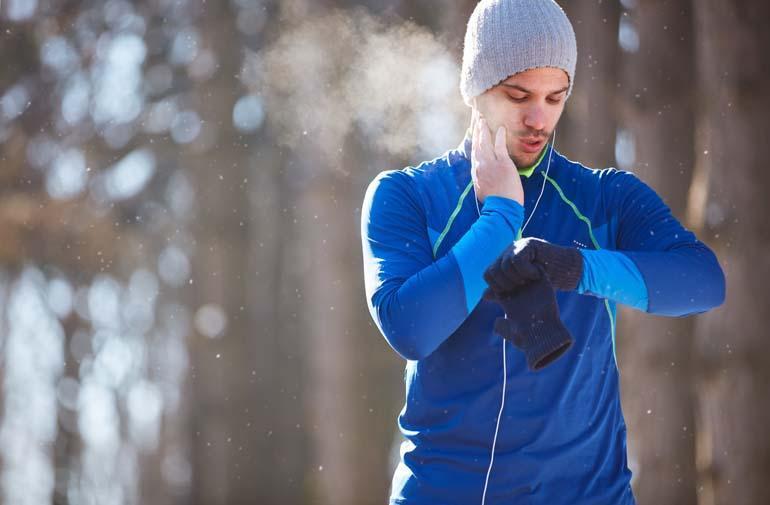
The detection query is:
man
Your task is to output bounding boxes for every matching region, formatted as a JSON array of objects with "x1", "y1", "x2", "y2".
[{"x1": 359, "y1": 0, "x2": 725, "y2": 503}]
